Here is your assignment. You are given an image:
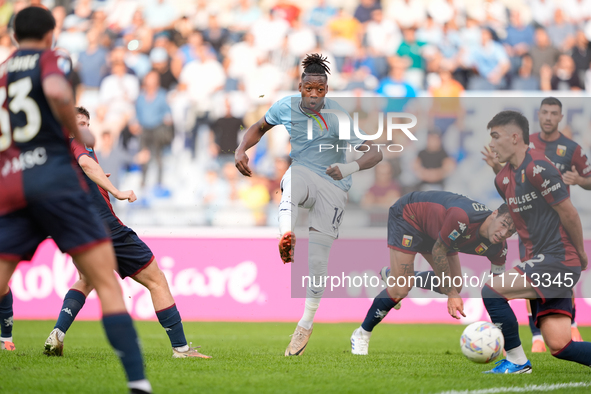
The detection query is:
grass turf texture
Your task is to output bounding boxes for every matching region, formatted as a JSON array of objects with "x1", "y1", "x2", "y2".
[{"x1": 1, "y1": 322, "x2": 589, "y2": 394}]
